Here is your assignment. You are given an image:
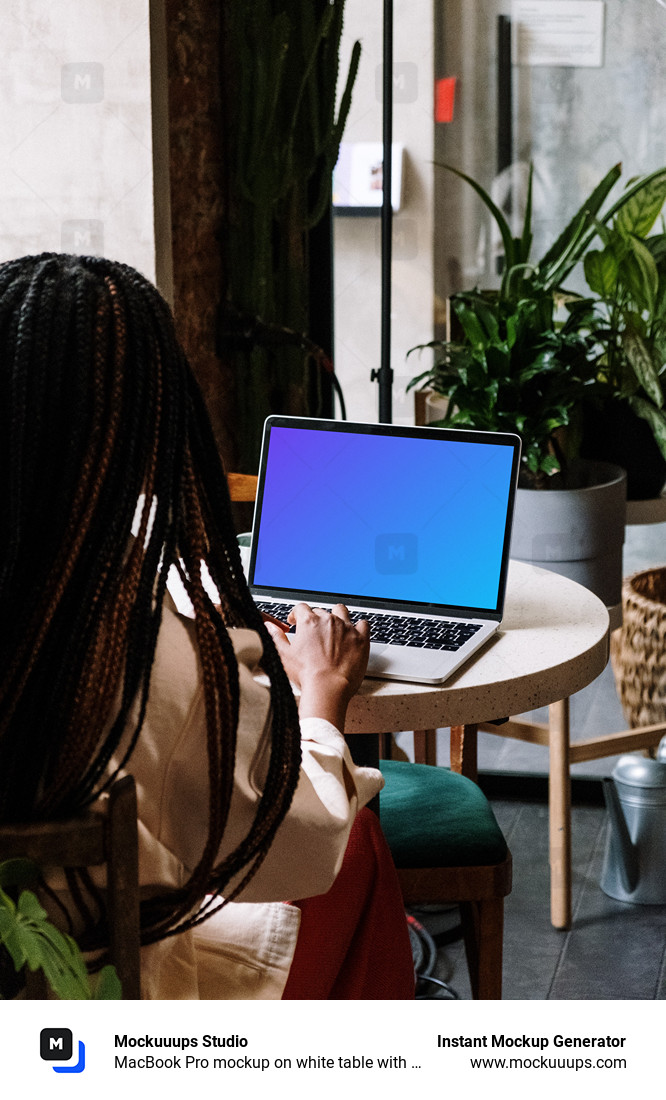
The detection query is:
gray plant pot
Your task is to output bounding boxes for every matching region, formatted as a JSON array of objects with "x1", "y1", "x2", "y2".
[{"x1": 511, "y1": 460, "x2": 627, "y2": 607}]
